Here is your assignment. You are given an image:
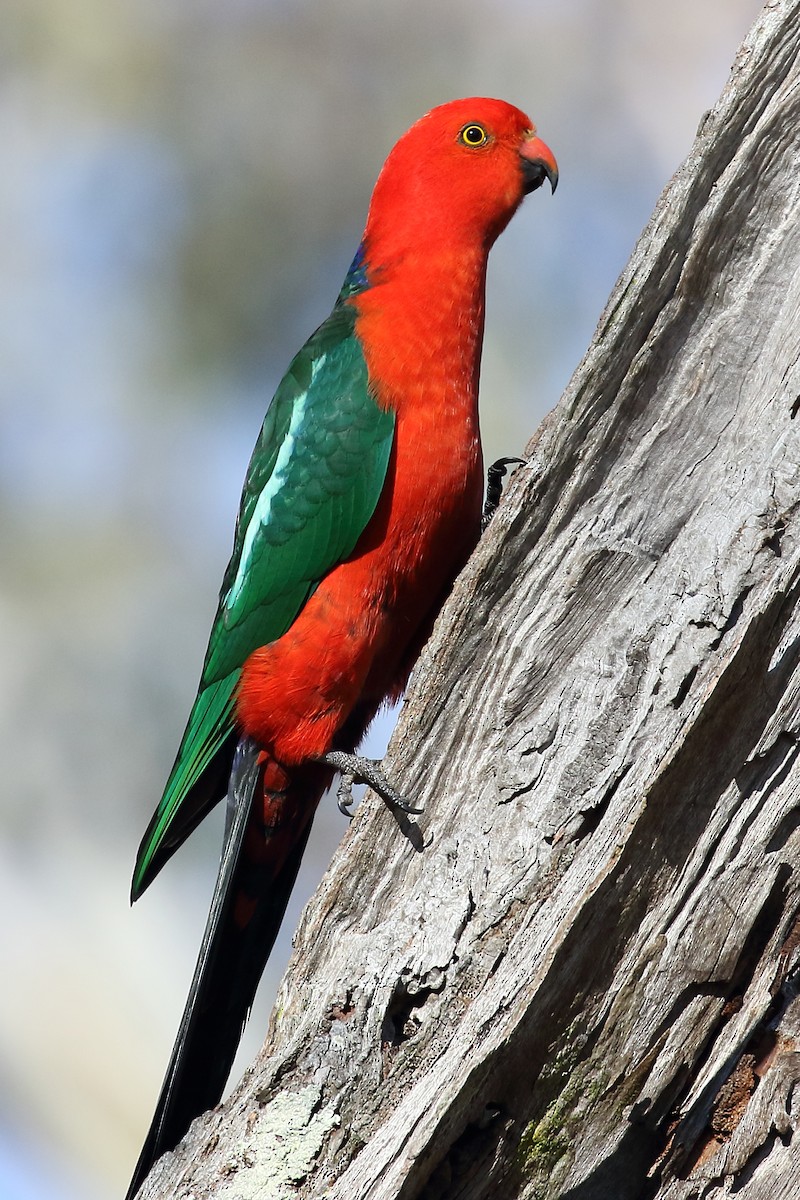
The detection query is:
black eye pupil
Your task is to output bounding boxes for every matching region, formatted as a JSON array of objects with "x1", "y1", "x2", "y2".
[{"x1": 466, "y1": 126, "x2": 482, "y2": 143}]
